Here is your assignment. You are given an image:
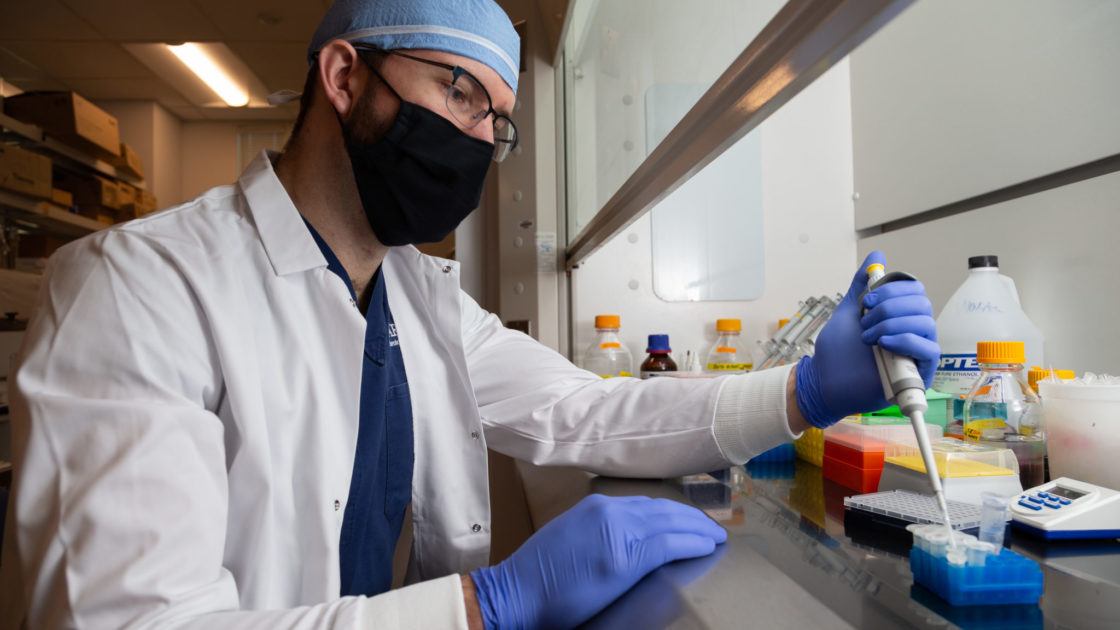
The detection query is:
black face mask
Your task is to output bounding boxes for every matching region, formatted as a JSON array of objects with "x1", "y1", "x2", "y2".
[{"x1": 340, "y1": 72, "x2": 494, "y2": 247}]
